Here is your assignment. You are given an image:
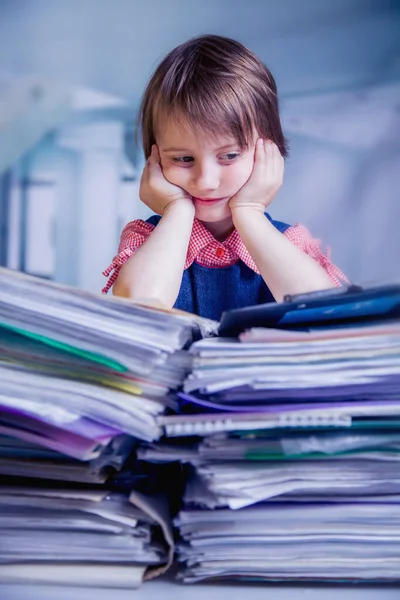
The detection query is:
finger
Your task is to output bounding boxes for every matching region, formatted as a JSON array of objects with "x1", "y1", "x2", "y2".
[
  {"x1": 253, "y1": 138, "x2": 265, "y2": 163},
  {"x1": 250, "y1": 139, "x2": 267, "y2": 182},
  {"x1": 271, "y1": 143, "x2": 284, "y2": 180},
  {"x1": 140, "y1": 159, "x2": 150, "y2": 185},
  {"x1": 269, "y1": 142, "x2": 284, "y2": 183},
  {"x1": 266, "y1": 141, "x2": 282, "y2": 177},
  {"x1": 150, "y1": 144, "x2": 161, "y2": 164},
  {"x1": 268, "y1": 140, "x2": 278, "y2": 175},
  {"x1": 148, "y1": 144, "x2": 157, "y2": 165},
  {"x1": 277, "y1": 150, "x2": 284, "y2": 181},
  {"x1": 260, "y1": 139, "x2": 273, "y2": 178},
  {"x1": 148, "y1": 145, "x2": 163, "y2": 180}
]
